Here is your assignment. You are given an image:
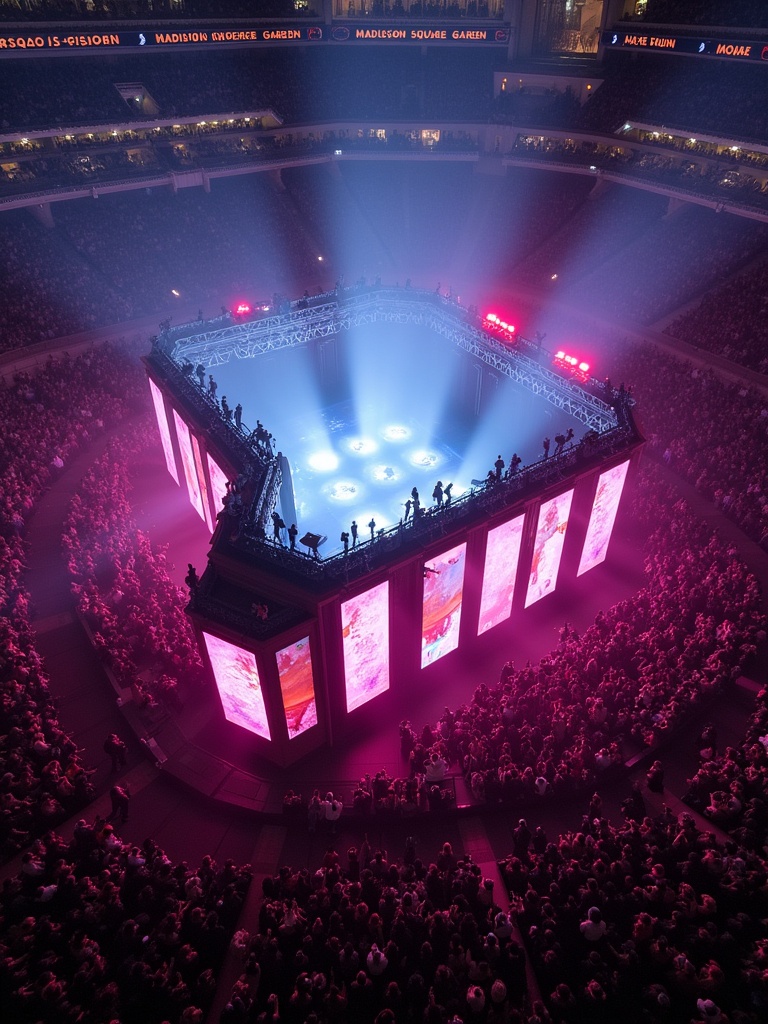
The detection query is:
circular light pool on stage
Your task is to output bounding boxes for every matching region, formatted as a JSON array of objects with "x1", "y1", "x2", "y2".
[
  {"x1": 372, "y1": 465, "x2": 400, "y2": 483},
  {"x1": 326, "y1": 480, "x2": 360, "y2": 502},
  {"x1": 308, "y1": 450, "x2": 340, "y2": 472},
  {"x1": 409, "y1": 449, "x2": 440, "y2": 469},
  {"x1": 382, "y1": 424, "x2": 411, "y2": 442},
  {"x1": 345, "y1": 437, "x2": 378, "y2": 456}
]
